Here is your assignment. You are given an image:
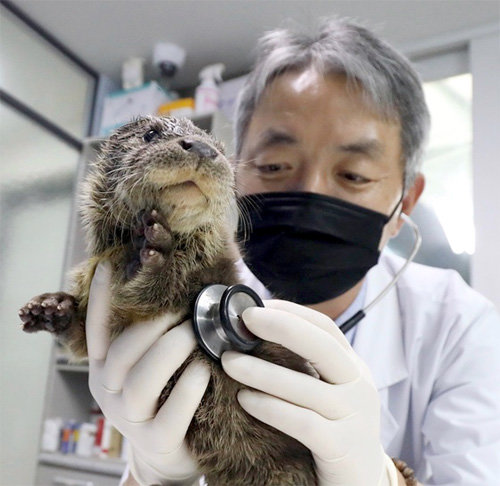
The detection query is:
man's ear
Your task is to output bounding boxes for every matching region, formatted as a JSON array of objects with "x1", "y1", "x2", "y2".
[{"x1": 396, "y1": 173, "x2": 425, "y2": 232}]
